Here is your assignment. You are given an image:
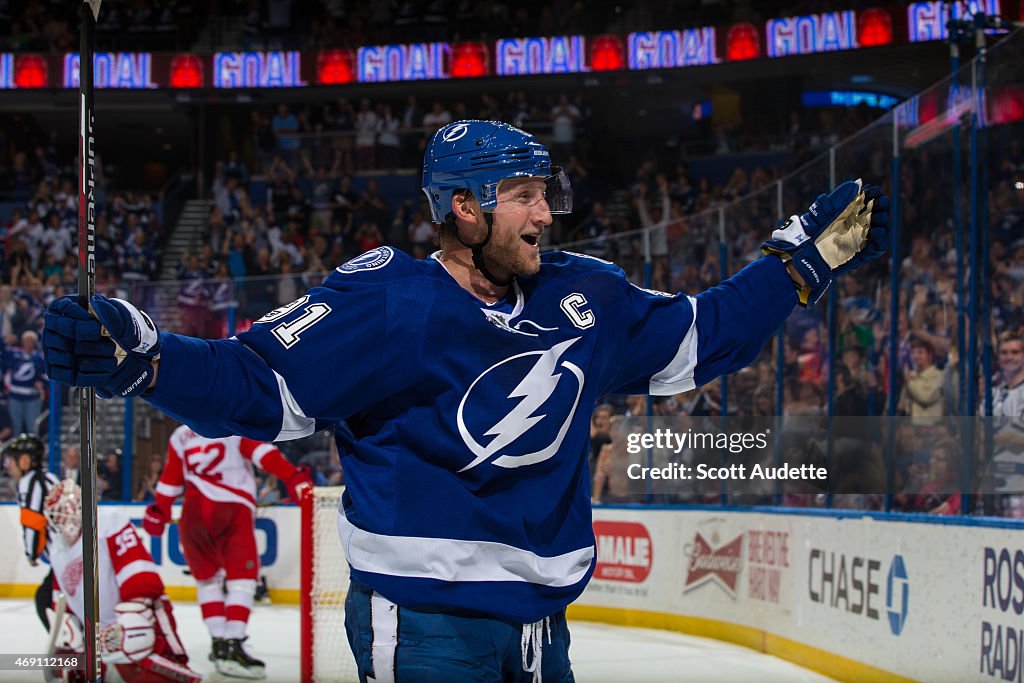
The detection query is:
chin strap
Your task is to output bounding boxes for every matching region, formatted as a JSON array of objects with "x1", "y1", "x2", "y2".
[{"x1": 447, "y1": 213, "x2": 514, "y2": 287}]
